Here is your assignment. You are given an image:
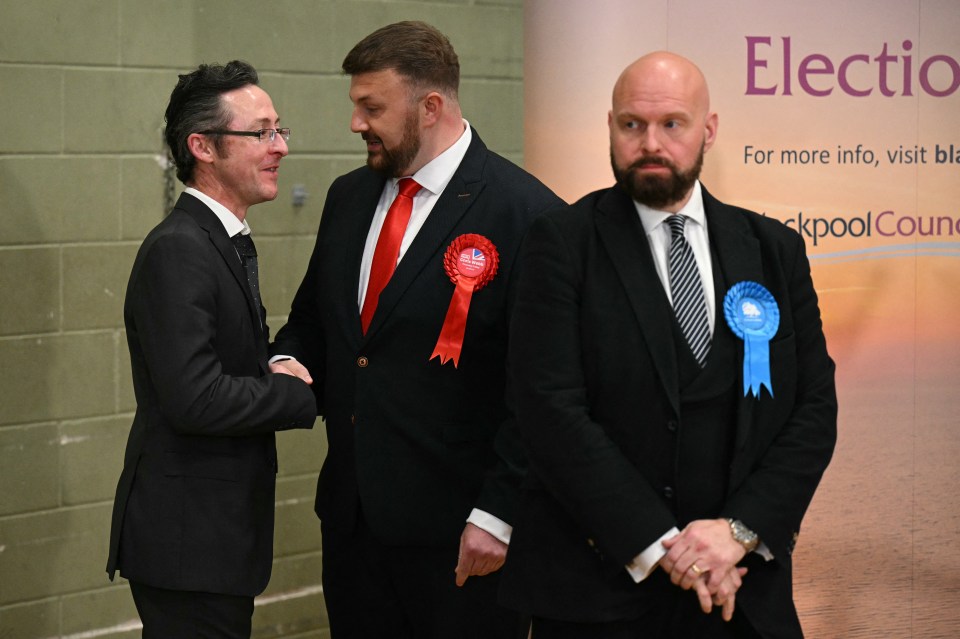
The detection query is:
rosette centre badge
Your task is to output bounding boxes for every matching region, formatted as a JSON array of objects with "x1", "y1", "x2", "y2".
[
  {"x1": 430, "y1": 234, "x2": 499, "y2": 367},
  {"x1": 723, "y1": 281, "x2": 780, "y2": 398},
  {"x1": 457, "y1": 247, "x2": 487, "y2": 278}
]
